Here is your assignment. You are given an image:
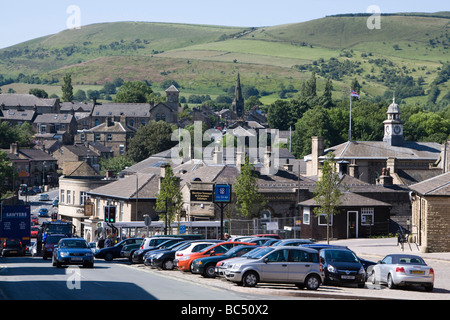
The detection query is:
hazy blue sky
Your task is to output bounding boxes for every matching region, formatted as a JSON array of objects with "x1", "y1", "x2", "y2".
[{"x1": 0, "y1": 0, "x2": 447, "y2": 48}]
